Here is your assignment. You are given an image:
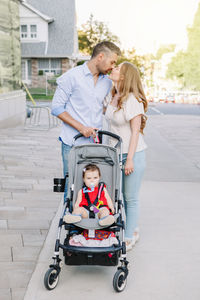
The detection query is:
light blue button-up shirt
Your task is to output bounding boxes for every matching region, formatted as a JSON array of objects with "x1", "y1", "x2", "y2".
[{"x1": 51, "y1": 62, "x2": 112, "y2": 146}]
